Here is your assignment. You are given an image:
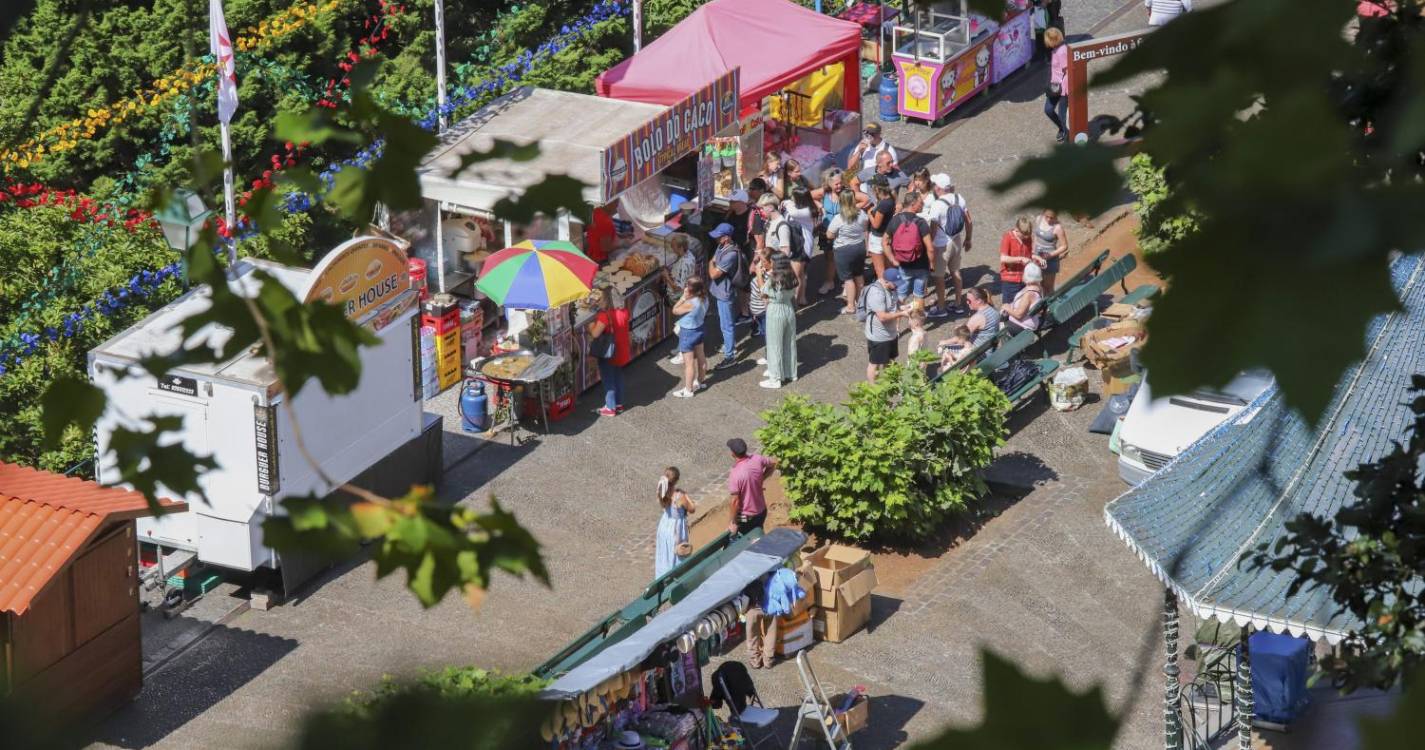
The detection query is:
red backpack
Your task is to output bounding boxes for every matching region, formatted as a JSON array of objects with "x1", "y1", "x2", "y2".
[{"x1": 889, "y1": 213, "x2": 924, "y2": 263}]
